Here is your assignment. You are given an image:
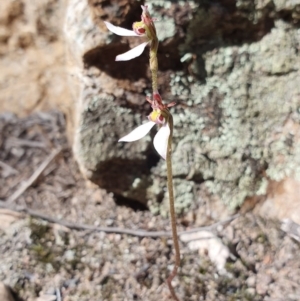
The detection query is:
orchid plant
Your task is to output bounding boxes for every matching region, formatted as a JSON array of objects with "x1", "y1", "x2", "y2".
[{"x1": 105, "y1": 5, "x2": 181, "y2": 301}]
